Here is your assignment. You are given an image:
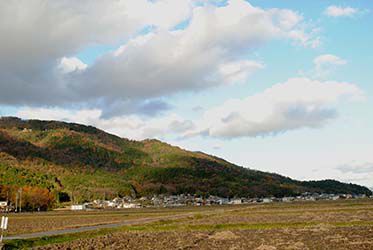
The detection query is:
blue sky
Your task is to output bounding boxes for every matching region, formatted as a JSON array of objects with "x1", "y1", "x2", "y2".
[{"x1": 0, "y1": 0, "x2": 372, "y2": 187}]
